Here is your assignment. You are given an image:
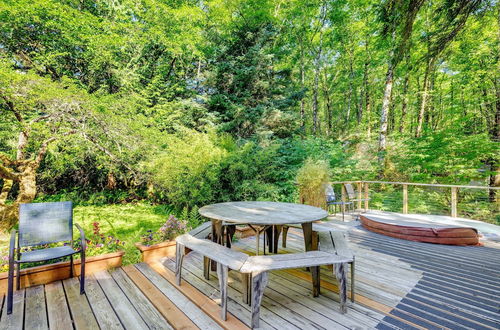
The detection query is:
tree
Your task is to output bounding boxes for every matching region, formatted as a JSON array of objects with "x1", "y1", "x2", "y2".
[
  {"x1": 377, "y1": 0, "x2": 426, "y2": 166},
  {"x1": 415, "y1": 0, "x2": 483, "y2": 137},
  {"x1": 0, "y1": 63, "x2": 138, "y2": 230}
]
